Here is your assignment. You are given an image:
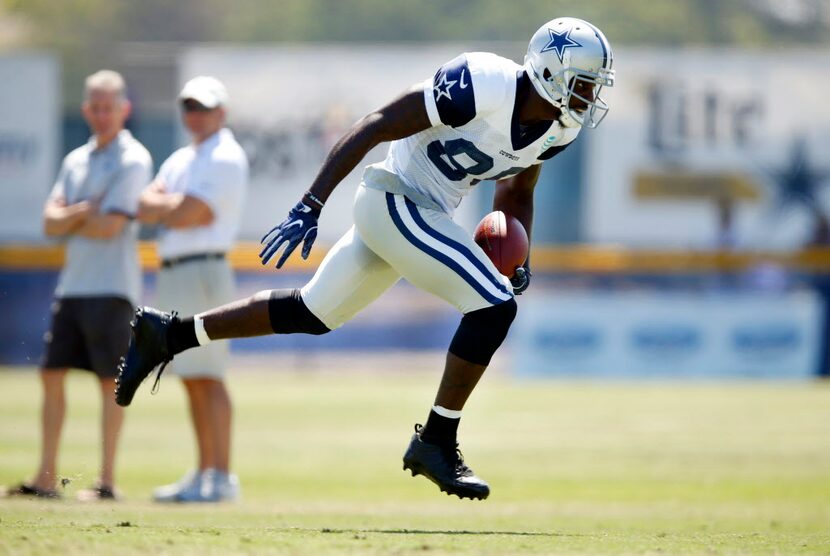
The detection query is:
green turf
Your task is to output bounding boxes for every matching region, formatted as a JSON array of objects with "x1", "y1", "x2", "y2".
[{"x1": 1, "y1": 366, "x2": 829, "y2": 555}]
